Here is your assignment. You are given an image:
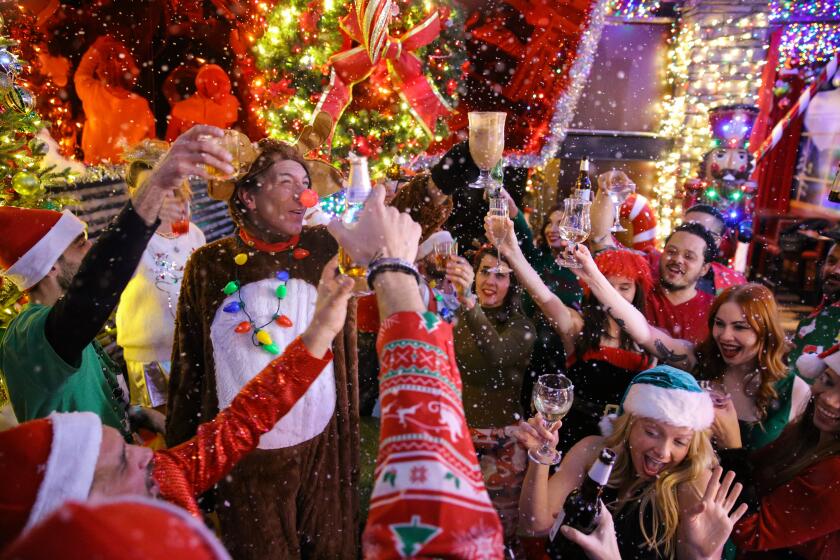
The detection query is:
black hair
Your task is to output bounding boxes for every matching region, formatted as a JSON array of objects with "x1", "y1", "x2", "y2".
[
  {"x1": 665, "y1": 222, "x2": 718, "y2": 263},
  {"x1": 471, "y1": 246, "x2": 523, "y2": 316},
  {"x1": 685, "y1": 204, "x2": 727, "y2": 234}
]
